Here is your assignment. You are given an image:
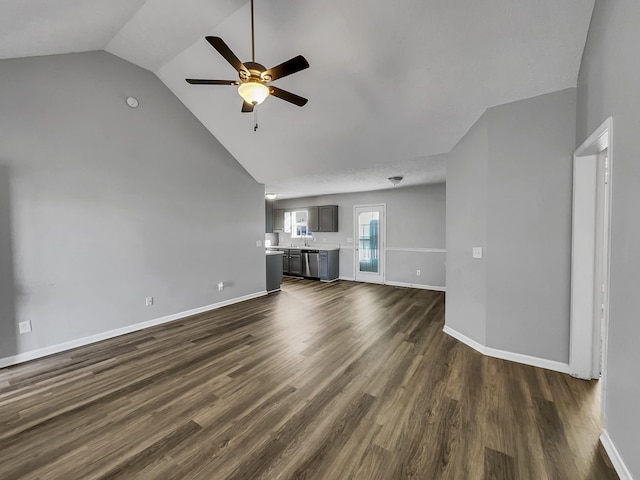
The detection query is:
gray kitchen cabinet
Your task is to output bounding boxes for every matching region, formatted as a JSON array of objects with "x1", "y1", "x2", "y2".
[
  {"x1": 265, "y1": 201, "x2": 273, "y2": 233},
  {"x1": 303, "y1": 205, "x2": 338, "y2": 232},
  {"x1": 317, "y1": 205, "x2": 338, "y2": 232},
  {"x1": 288, "y1": 249, "x2": 302, "y2": 276},
  {"x1": 273, "y1": 209, "x2": 285, "y2": 231},
  {"x1": 275, "y1": 205, "x2": 337, "y2": 233},
  {"x1": 320, "y1": 250, "x2": 339, "y2": 281},
  {"x1": 266, "y1": 253, "x2": 283, "y2": 292},
  {"x1": 307, "y1": 206, "x2": 319, "y2": 232}
]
